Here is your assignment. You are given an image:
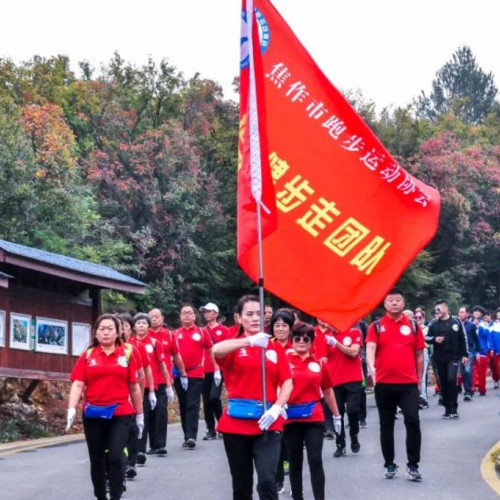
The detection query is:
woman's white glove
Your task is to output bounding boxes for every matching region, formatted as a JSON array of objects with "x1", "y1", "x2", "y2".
[
  {"x1": 249, "y1": 332, "x2": 271, "y2": 348},
  {"x1": 66, "y1": 408, "x2": 76, "y2": 431},
  {"x1": 148, "y1": 390, "x2": 157, "y2": 410},
  {"x1": 333, "y1": 415, "x2": 342, "y2": 434},
  {"x1": 166, "y1": 386, "x2": 175, "y2": 404},
  {"x1": 325, "y1": 335, "x2": 337, "y2": 347},
  {"x1": 181, "y1": 376, "x2": 189, "y2": 391},
  {"x1": 258, "y1": 404, "x2": 283, "y2": 430},
  {"x1": 214, "y1": 370, "x2": 222, "y2": 387},
  {"x1": 136, "y1": 414, "x2": 145, "y2": 439}
]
